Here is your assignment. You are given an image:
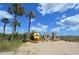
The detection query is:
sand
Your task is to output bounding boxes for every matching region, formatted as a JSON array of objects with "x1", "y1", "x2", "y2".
[{"x1": 14, "y1": 40, "x2": 79, "y2": 55}]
